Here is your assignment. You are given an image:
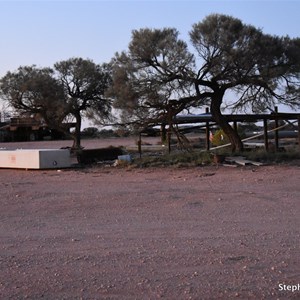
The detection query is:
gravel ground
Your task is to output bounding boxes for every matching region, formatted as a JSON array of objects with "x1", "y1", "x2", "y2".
[{"x1": 0, "y1": 139, "x2": 299, "y2": 299}]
